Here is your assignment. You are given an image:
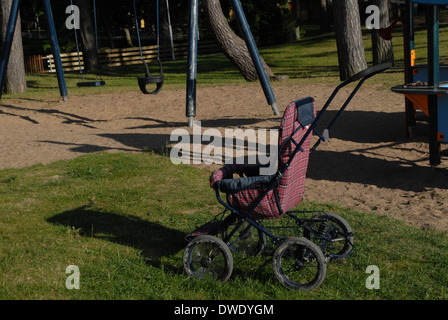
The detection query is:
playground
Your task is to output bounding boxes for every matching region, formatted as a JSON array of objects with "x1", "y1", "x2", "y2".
[
  {"x1": 1, "y1": 0, "x2": 448, "y2": 299},
  {"x1": 1, "y1": 81, "x2": 448, "y2": 232}
]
